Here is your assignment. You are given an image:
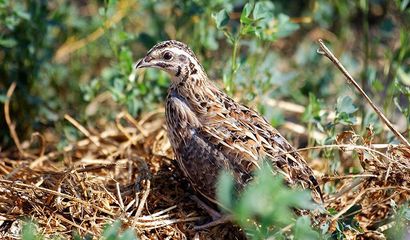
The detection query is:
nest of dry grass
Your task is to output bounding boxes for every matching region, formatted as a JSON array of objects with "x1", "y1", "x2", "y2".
[{"x1": 0, "y1": 92, "x2": 409, "y2": 239}]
